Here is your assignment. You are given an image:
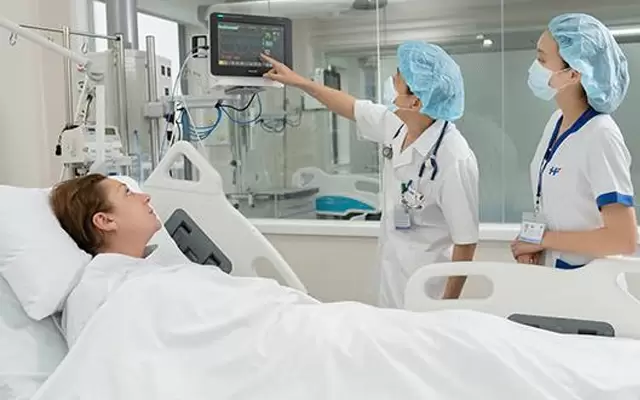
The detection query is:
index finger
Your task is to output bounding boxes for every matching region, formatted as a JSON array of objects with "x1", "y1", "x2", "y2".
[{"x1": 260, "y1": 53, "x2": 279, "y2": 64}]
